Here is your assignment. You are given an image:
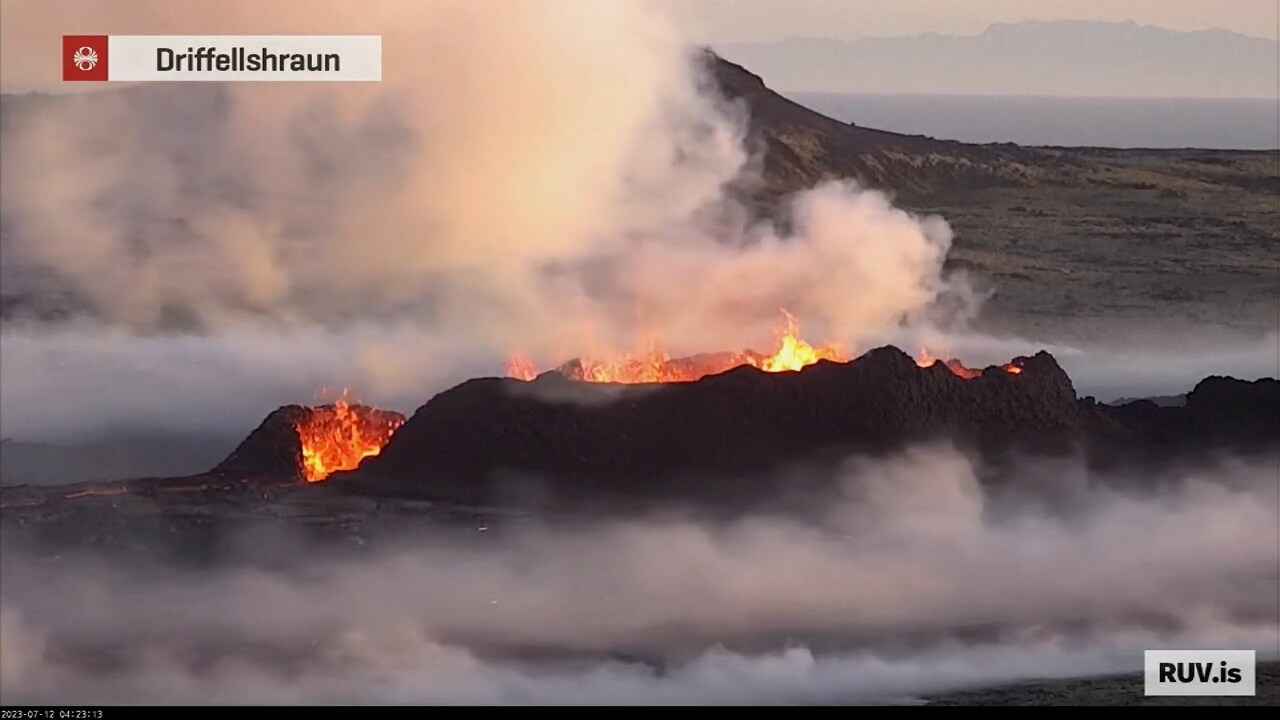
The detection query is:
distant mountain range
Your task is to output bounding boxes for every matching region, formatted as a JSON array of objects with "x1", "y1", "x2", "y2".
[{"x1": 715, "y1": 21, "x2": 1278, "y2": 98}]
